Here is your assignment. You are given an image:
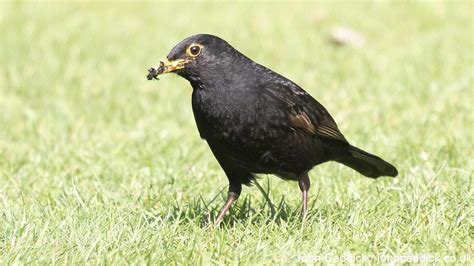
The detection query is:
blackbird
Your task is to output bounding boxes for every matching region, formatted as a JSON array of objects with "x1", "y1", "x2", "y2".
[{"x1": 148, "y1": 34, "x2": 397, "y2": 224}]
